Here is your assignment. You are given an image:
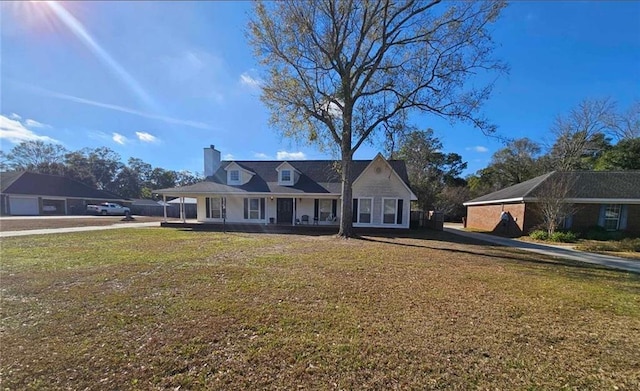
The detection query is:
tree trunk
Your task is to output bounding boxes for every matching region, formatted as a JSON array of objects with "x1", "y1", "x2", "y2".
[
  {"x1": 338, "y1": 118, "x2": 354, "y2": 238},
  {"x1": 338, "y1": 153, "x2": 354, "y2": 238}
]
